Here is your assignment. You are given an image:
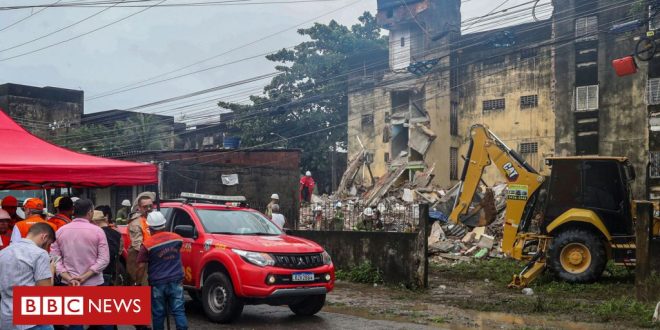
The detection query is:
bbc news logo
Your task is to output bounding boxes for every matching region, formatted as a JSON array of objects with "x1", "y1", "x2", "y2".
[{"x1": 14, "y1": 286, "x2": 151, "y2": 325}]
